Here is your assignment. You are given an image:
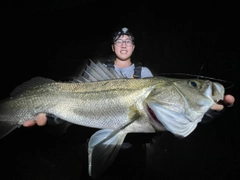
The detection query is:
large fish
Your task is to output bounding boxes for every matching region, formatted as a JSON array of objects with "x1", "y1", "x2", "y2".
[{"x1": 0, "y1": 60, "x2": 224, "y2": 178}]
